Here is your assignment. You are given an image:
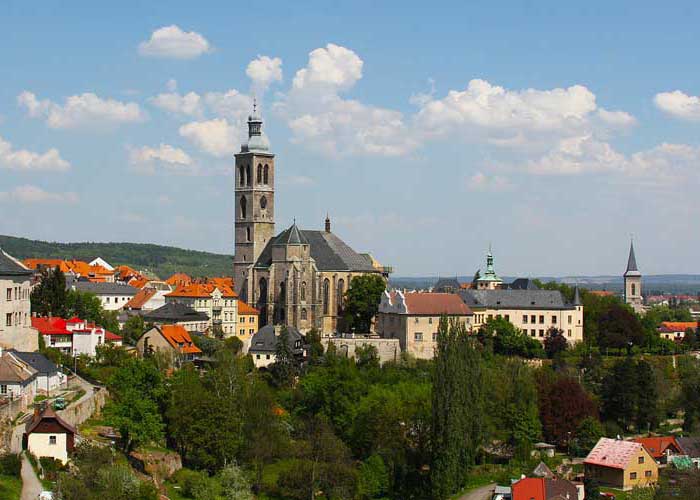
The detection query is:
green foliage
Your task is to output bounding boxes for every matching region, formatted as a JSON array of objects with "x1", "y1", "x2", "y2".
[
  {"x1": 480, "y1": 317, "x2": 545, "y2": 359},
  {"x1": 304, "y1": 328, "x2": 324, "y2": 364},
  {"x1": 121, "y1": 315, "x2": 146, "y2": 345},
  {"x1": 583, "y1": 476, "x2": 600, "y2": 499},
  {"x1": 544, "y1": 327, "x2": 569, "y2": 358},
  {"x1": 0, "y1": 453, "x2": 21, "y2": 477},
  {"x1": 358, "y1": 454, "x2": 390, "y2": 499},
  {"x1": 571, "y1": 416, "x2": 604, "y2": 456},
  {"x1": 343, "y1": 274, "x2": 387, "y2": 332},
  {"x1": 269, "y1": 327, "x2": 300, "y2": 388},
  {"x1": 0, "y1": 233, "x2": 232, "y2": 278},
  {"x1": 30, "y1": 266, "x2": 67, "y2": 317},
  {"x1": 431, "y1": 318, "x2": 485, "y2": 499},
  {"x1": 601, "y1": 357, "x2": 659, "y2": 431},
  {"x1": 218, "y1": 463, "x2": 254, "y2": 500},
  {"x1": 679, "y1": 357, "x2": 700, "y2": 432},
  {"x1": 355, "y1": 344, "x2": 380, "y2": 370}
]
